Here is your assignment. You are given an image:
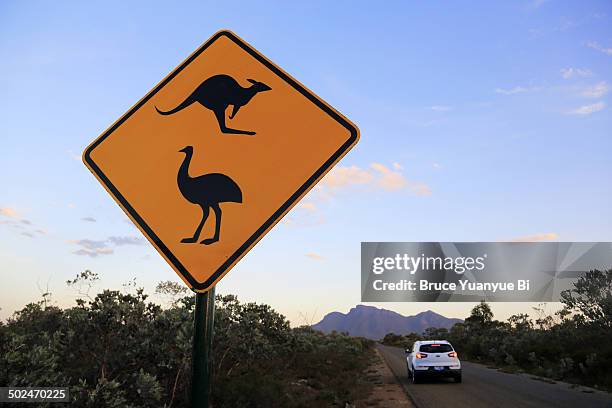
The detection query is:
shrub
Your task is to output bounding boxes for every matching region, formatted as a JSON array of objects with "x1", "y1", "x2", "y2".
[{"x1": 0, "y1": 278, "x2": 374, "y2": 407}]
